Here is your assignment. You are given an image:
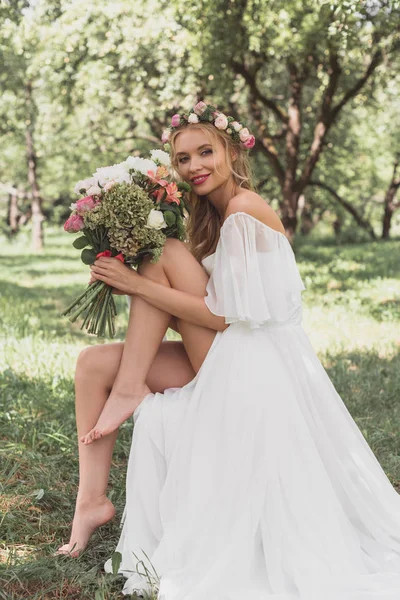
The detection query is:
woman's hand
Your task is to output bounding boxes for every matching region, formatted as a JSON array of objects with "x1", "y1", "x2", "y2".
[
  {"x1": 88, "y1": 270, "x2": 125, "y2": 295},
  {"x1": 90, "y1": 257, "x2": 140, "y2": 295}
]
